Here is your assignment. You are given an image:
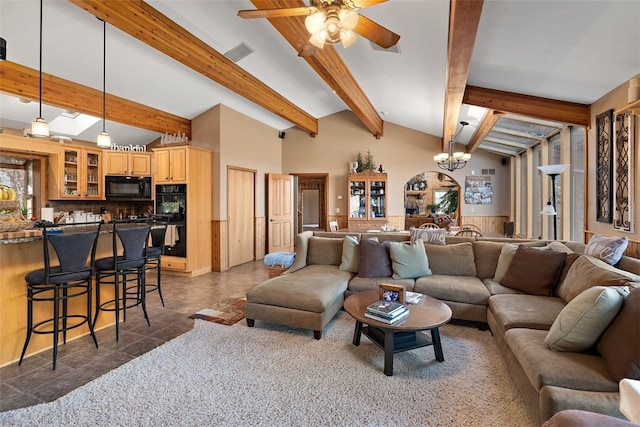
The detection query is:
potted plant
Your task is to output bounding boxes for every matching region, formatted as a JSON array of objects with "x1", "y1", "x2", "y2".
[{"x1": 426, "y1": 204, "x2": 439, "y2": 214}]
